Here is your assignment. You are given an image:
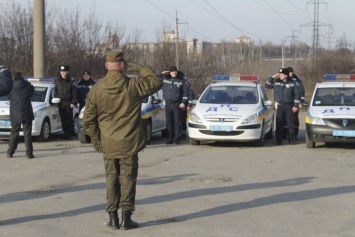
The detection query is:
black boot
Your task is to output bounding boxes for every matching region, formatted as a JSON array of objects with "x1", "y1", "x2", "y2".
[
  {"x1": 121, "y1": 210, "x2": 138, "y2": 230},
  {"x1": 7, "y1": 149, "x2": 14, "y2": 158},
  {"x1": 106, "y1": 211, "x2": 119, "y2": 230}
]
